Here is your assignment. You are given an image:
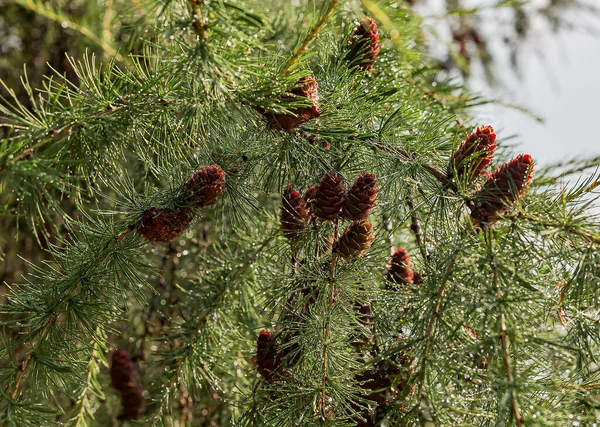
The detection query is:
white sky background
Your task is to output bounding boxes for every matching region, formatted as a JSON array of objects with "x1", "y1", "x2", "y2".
[{"x1": 418, "y1": 0, "x2": 600, "y2": 166}]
